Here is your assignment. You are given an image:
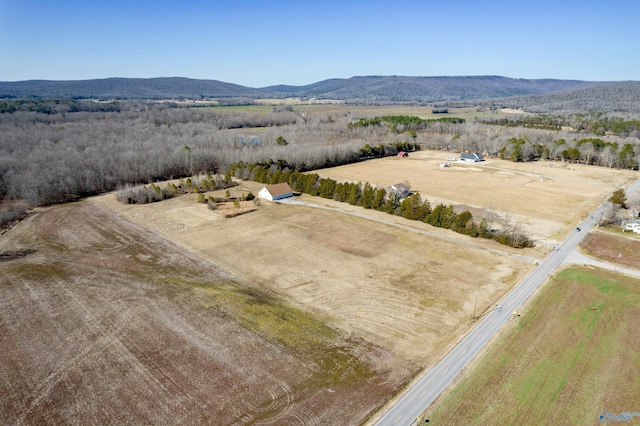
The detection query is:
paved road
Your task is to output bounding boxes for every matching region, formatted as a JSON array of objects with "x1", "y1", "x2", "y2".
[{"x1": 374, "y1": 176, "x2": 640, "y2": 426}]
